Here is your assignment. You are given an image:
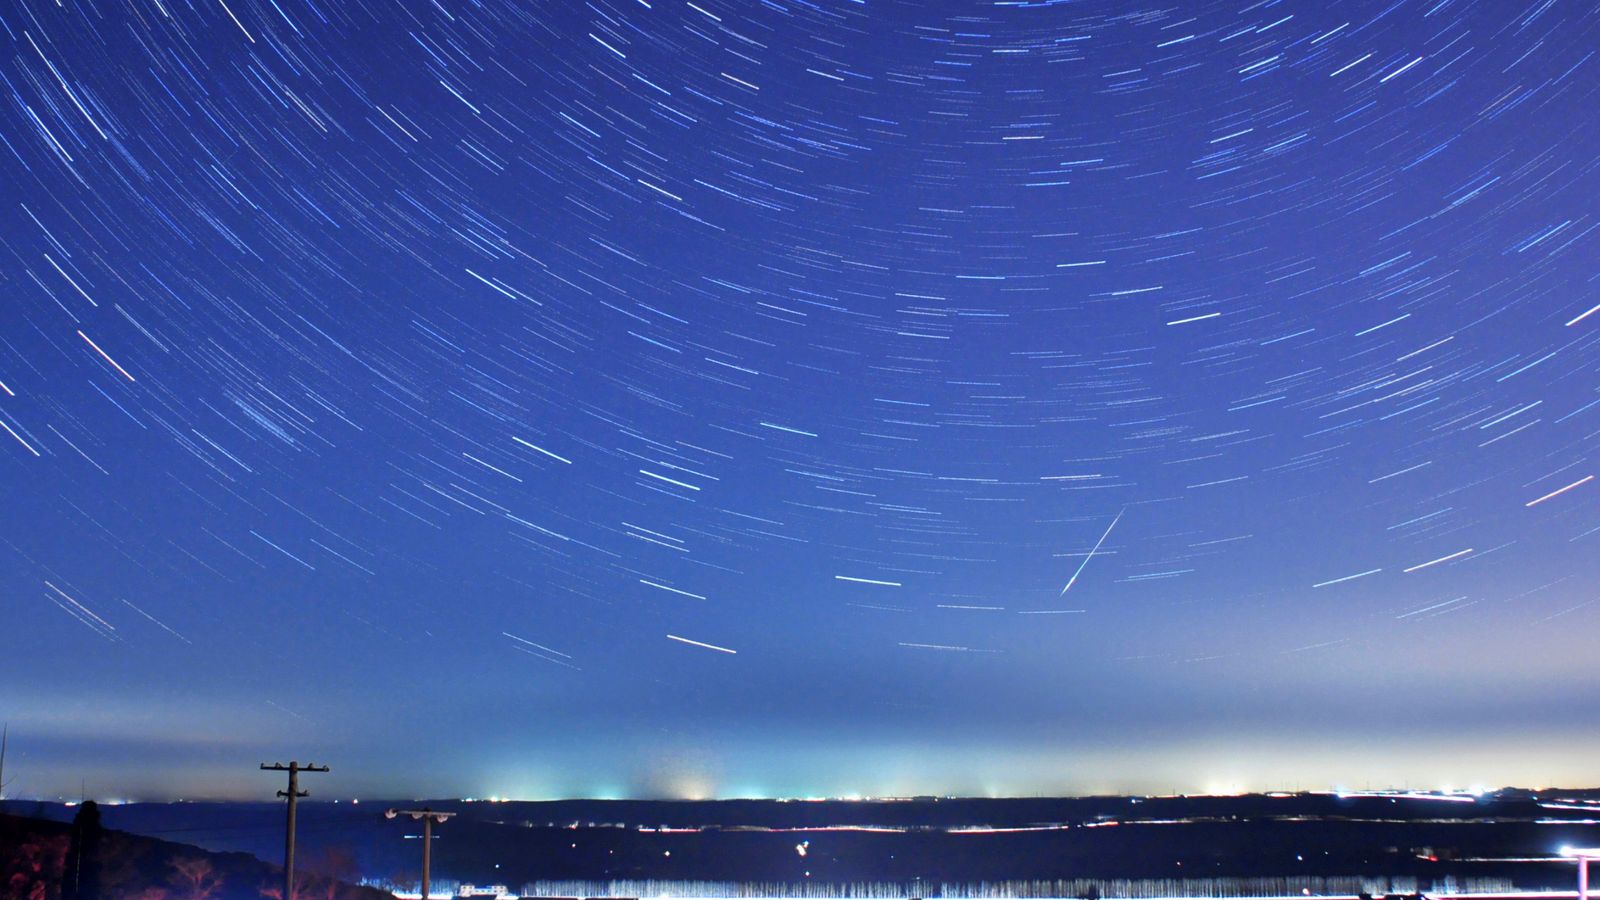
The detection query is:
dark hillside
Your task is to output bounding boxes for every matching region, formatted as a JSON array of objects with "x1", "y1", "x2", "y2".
[{"x1": 0, "y1": 810, "x2": 392, "y2": 900}]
